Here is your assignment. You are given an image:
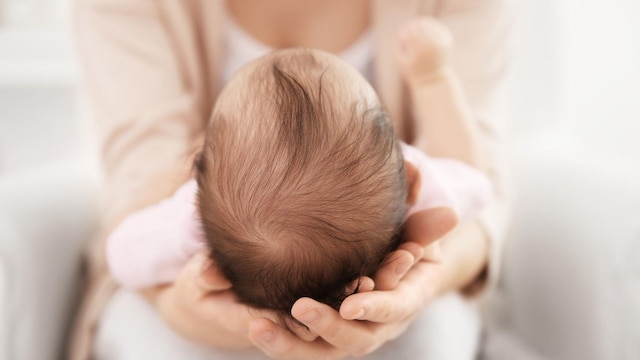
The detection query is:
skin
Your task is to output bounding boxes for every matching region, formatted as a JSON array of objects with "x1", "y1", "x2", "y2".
[
  {"x1": 226, "y1": 0, "x2": 370, "y2": 53},
  {"x1": 395, "y1": 19, "x2": 484, "y2": 169},
  {"x1": 139, "y1": 1, "x2": 491, "y2": 359}
]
